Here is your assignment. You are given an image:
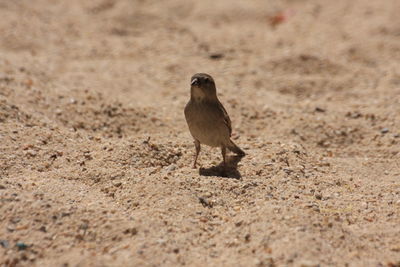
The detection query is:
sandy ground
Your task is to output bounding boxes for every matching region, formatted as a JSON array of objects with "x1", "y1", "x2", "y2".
[{"x1": 1, "y1": 0, "x2": 400, "y2": 266}]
